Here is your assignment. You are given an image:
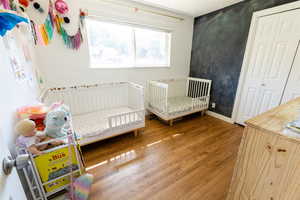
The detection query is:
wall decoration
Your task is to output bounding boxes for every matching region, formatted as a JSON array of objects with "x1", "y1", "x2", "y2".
[
  {"x1": 0, "y1": 0, "x2": 10, "y2": 9},
  {"x1": 0, "y1": 10, "x2": 28, "y2": 36},
  {"x1": 54, "y1": 0, "x2": 85, "y2": 50},
  {"x1": 3, "y1": 0, "x2": 86, "y2": 49},
  {"x1": 3, "y1": 27, "x2": 40, "y2": 88},
  {"x1": 55, "y1": 0, "x2": 68, "y2": 14},
  {"x1": 19, "y1": 0, "x2": 49, "y2": 24},
  {"x1": 20, "y1": 0, "x2": 55, "y2": 46},
  {"x1": 31, "y1": 10, "x2": 55, "y2": 45},
  {"x1": 55, "y1": 18, "x2": 83, "y2": 50},
  {"x1": 18, "y1": 0, "x2": 29, "y2": 9},
  {"x1": 4, "y1": 30, "x2": 27, "y2": 82},
  {"x1": 54, "y1": 0, "x2": 78, "y2": 35},
  {"x1": 22, "y1": 41, "x2": 31, "y2": 61}
]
